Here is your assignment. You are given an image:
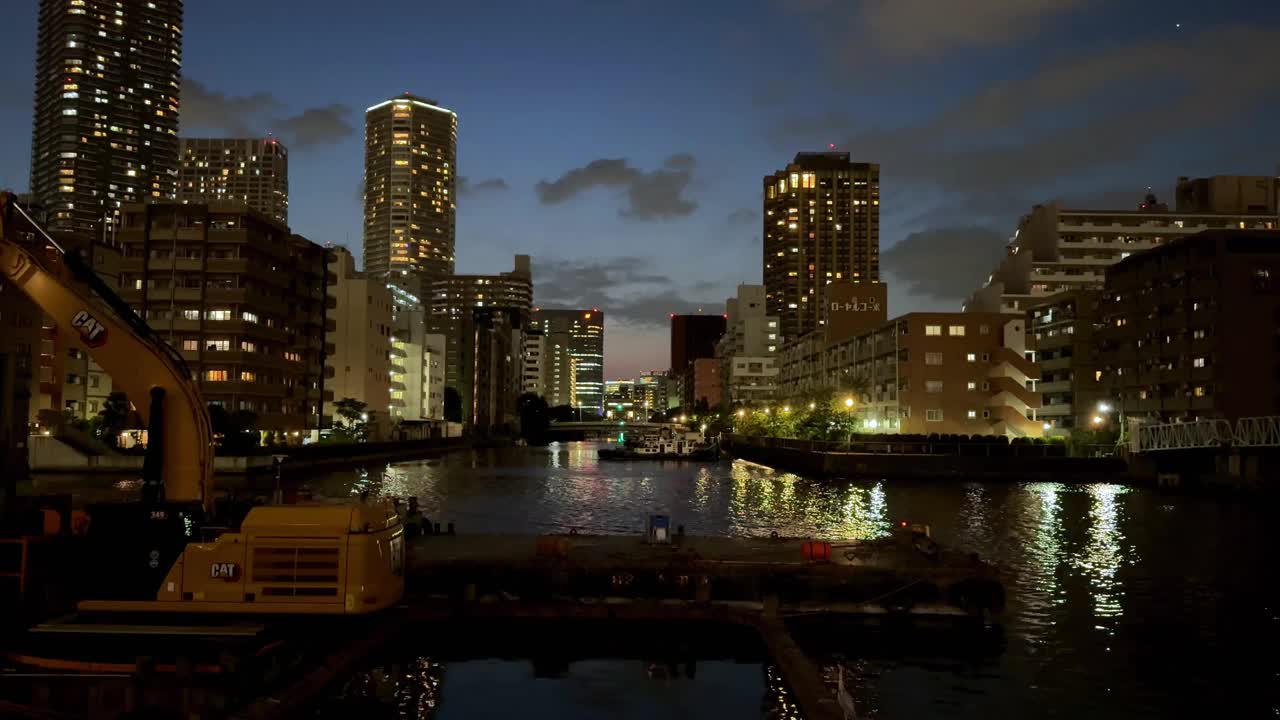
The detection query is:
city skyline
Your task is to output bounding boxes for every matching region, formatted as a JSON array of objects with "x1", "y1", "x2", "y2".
[{"x1": 3, "y1": 0, "x2": 1280, "y2": 378}]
